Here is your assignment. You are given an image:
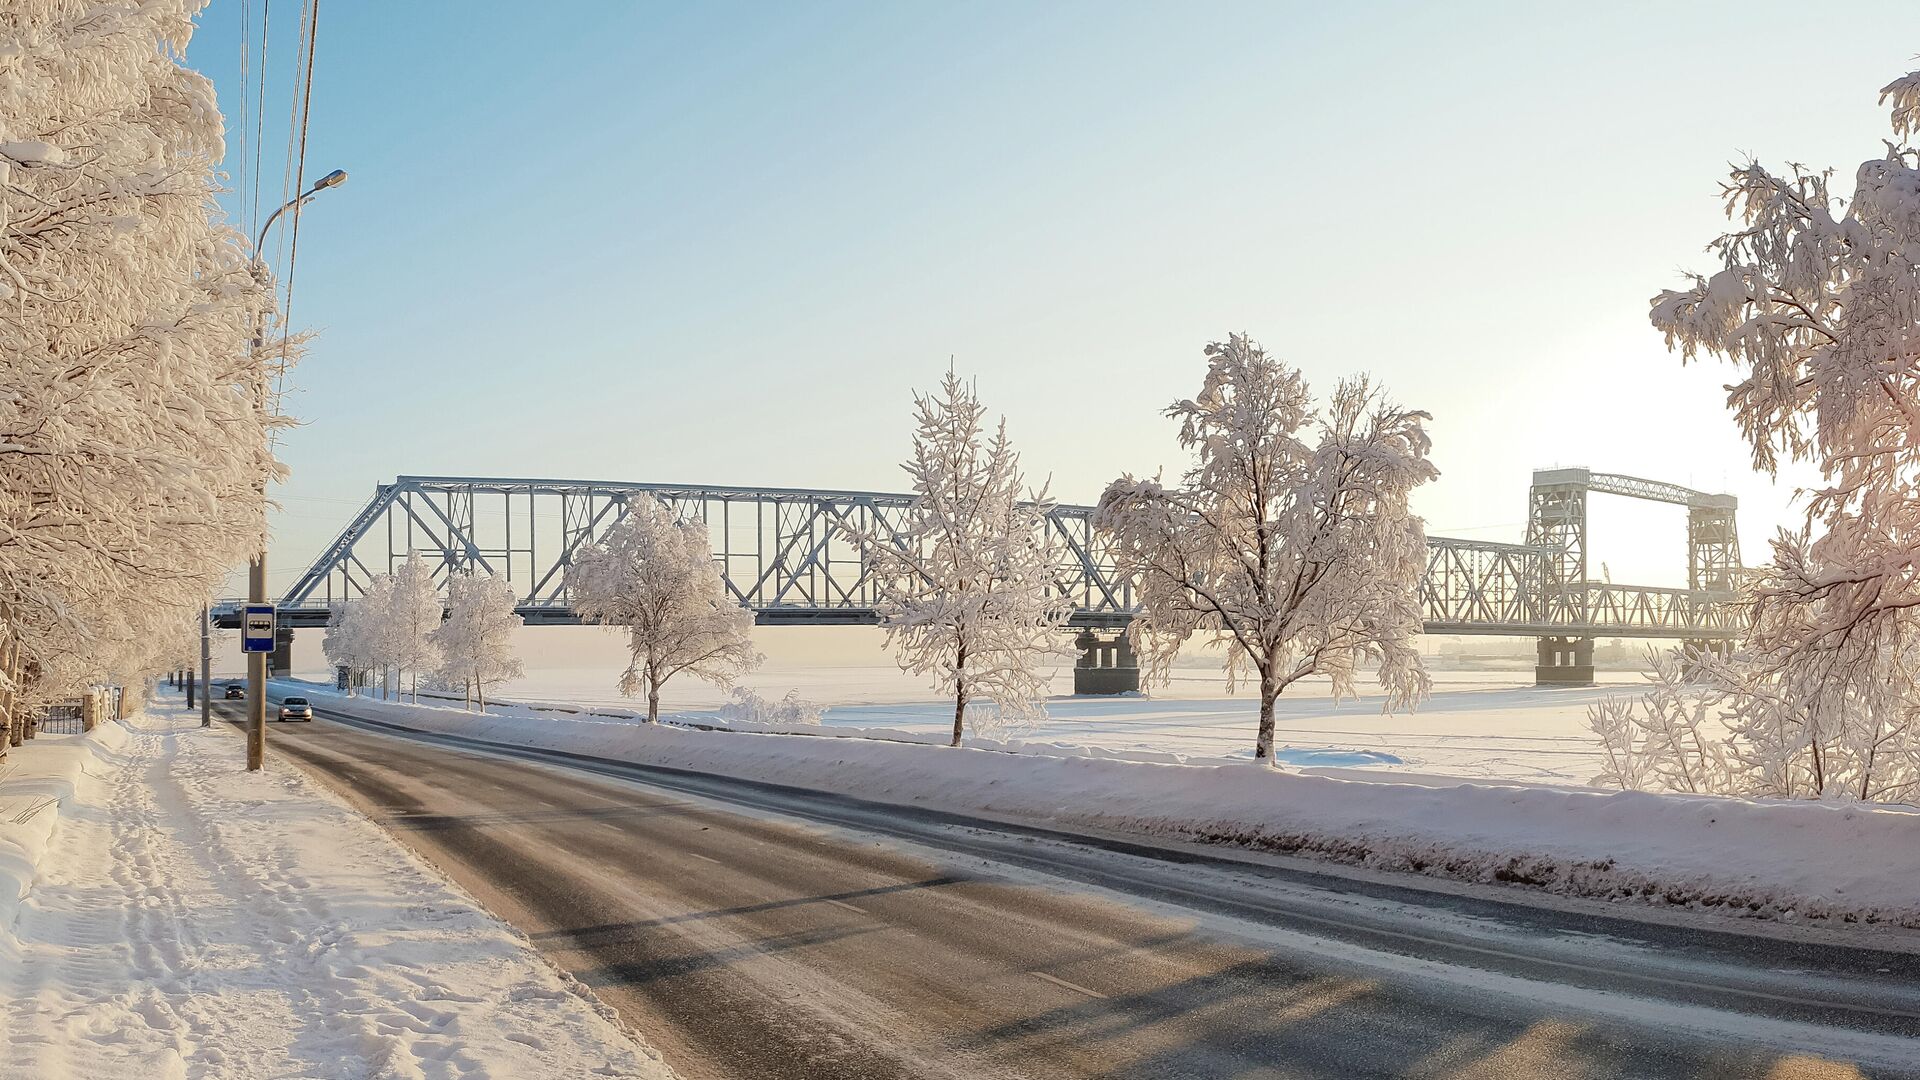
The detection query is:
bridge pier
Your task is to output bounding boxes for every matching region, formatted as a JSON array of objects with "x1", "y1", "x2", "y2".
[
  {"x1": 270, "y1": 628, "x2": 294, "y2": 678},
  {"x1": 1679, "y1": 638, "x2": 1734, "y2": 679},
  {"x1": 1680, "y1": 638, "x2": 1732, "y2": 661},
  {"x1": 1534, "y1": 636, "x2": 1593, "y2": 686},
  {"x1": 1073, "y1": 630, "x2": 1140, "y2": 695}
]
